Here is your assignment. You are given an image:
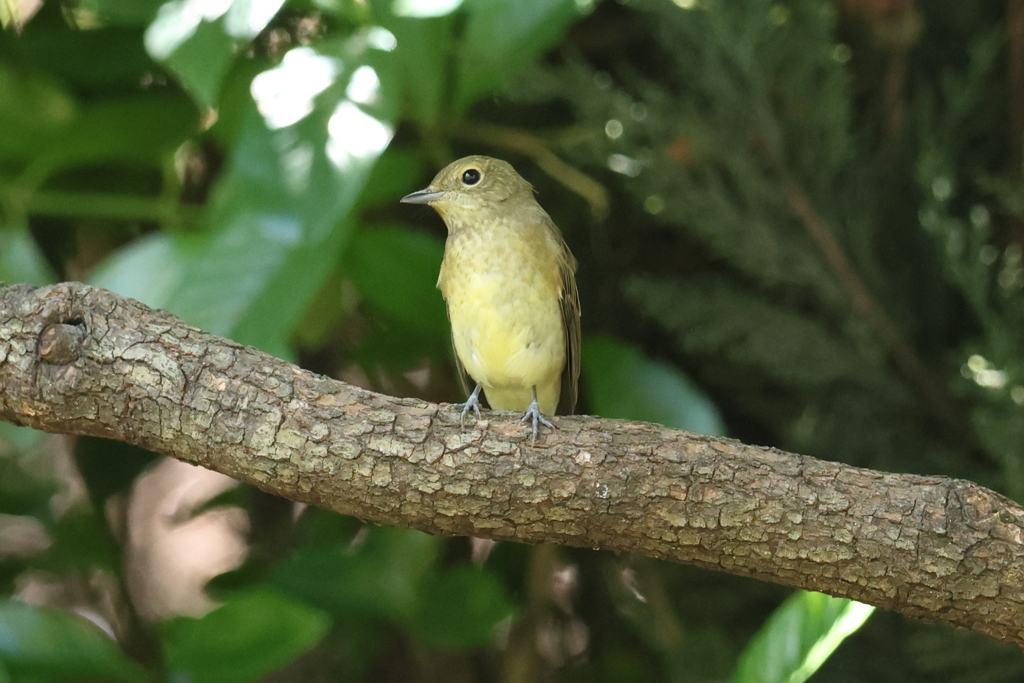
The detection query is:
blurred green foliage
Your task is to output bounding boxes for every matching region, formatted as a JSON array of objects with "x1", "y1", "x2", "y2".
[
  {"x1": 160, "y1": 588, "x2": 331, "y2": 683},
  {"x1": 0, "y1": 599, "x2": 148, "y2": 682},
  {"x1": 726, "y1": 592, "x2": 874, "y2": 683},
  {"x1": 2, "y1": 0, "x2": 1024, "y2": 680}
]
